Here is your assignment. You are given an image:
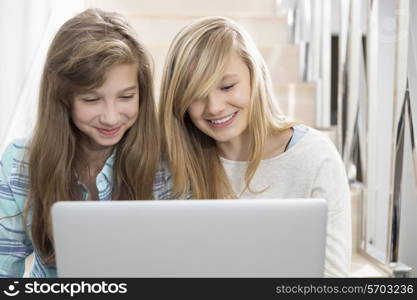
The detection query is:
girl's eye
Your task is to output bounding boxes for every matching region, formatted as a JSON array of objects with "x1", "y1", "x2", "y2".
[
  {"x1": 221, "y1": 84, "x2": 235, "y2": 91},
  {"x1": 120, "y1": 94, "x2": 135, "y2": 99},
  {"x1": 82, "y1": 98, "x2": 99, "y2": 102}
]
